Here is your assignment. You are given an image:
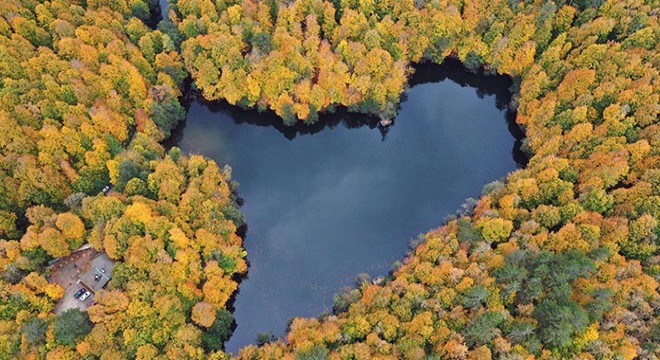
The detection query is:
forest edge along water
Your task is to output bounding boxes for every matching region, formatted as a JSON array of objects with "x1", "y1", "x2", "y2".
[
  {"x1": 2, "y1": 1, "x2": 655, "y2": 358},
  {"x1": 167, "y1": 57, "x2": 526, "y2": 353},
  {"x1": 158, "y1": 0, "x2": 526, "y2": 352}
]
